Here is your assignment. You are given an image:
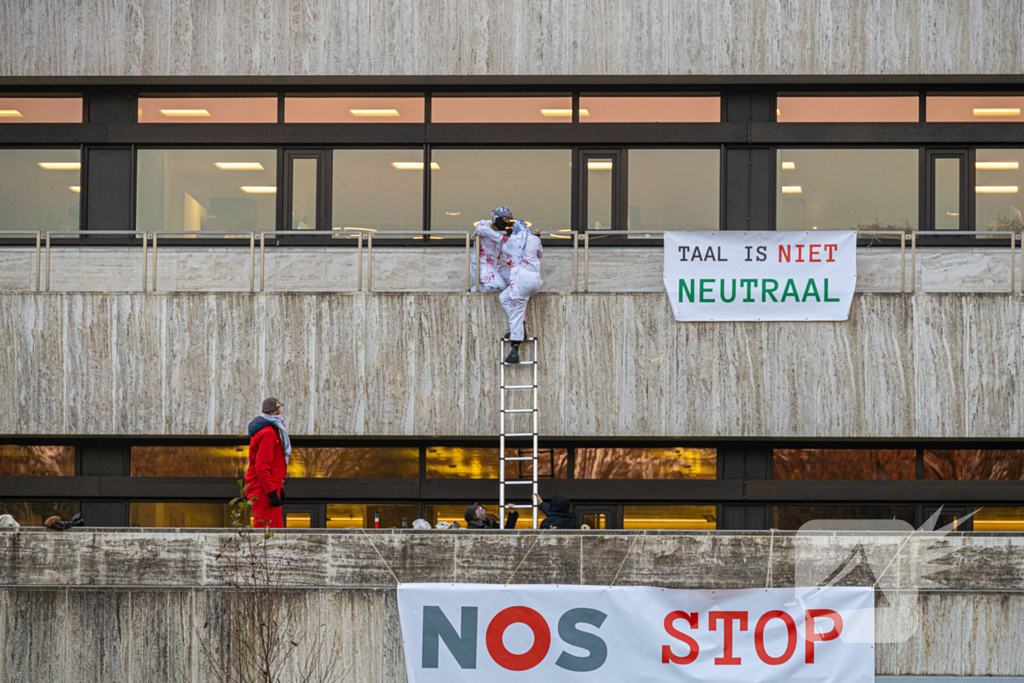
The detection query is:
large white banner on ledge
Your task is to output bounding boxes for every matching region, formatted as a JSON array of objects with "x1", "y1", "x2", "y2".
[
  {"x1": 398, "y1": 584, "x2": 874, "y2": 683},
  {"x1": 663, "y1": 231, "x2": 857, "y2": 321}
]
